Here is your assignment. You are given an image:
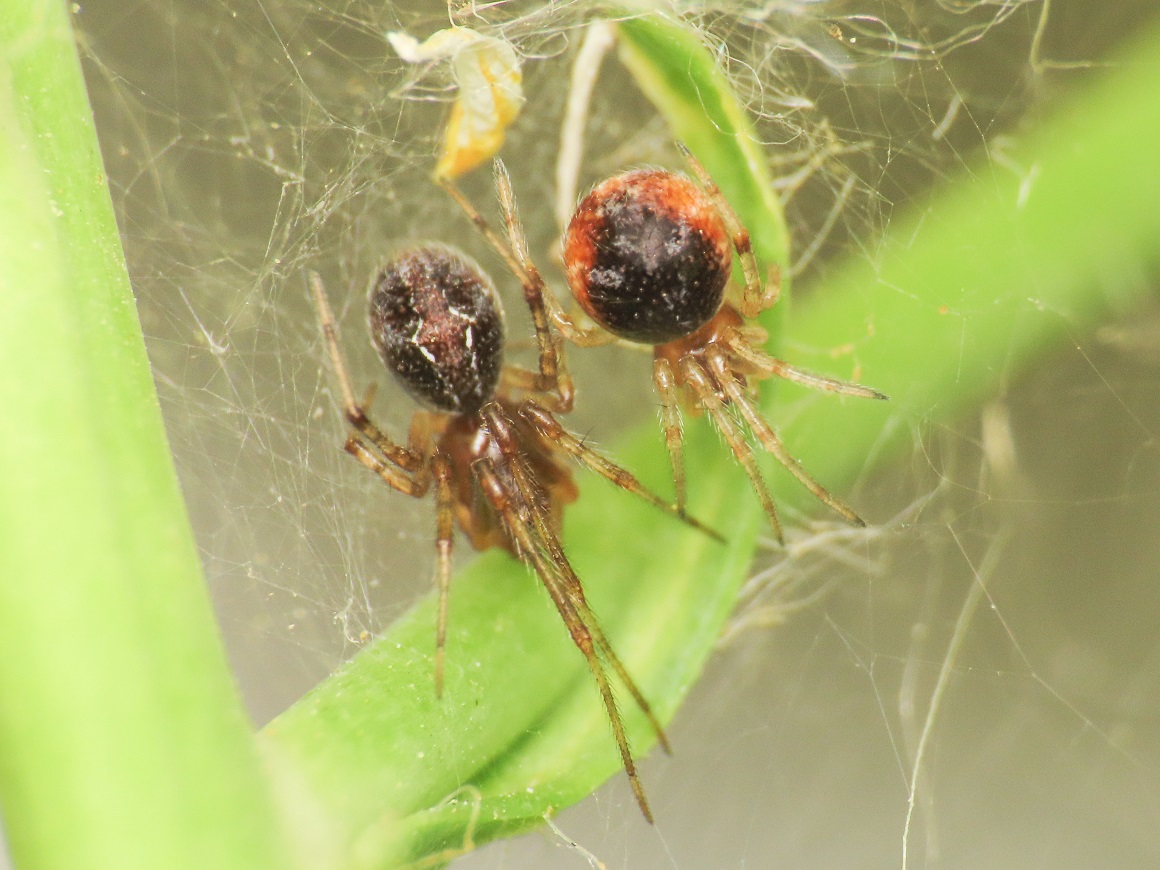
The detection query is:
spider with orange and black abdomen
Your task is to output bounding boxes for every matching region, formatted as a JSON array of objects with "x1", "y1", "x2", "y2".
[
  {"x1": 309, "y1": 241, "x2": 717, "y2": 822},
  {"x1": 445, "y1": 144, "x2": 887, "y2": 544}
]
